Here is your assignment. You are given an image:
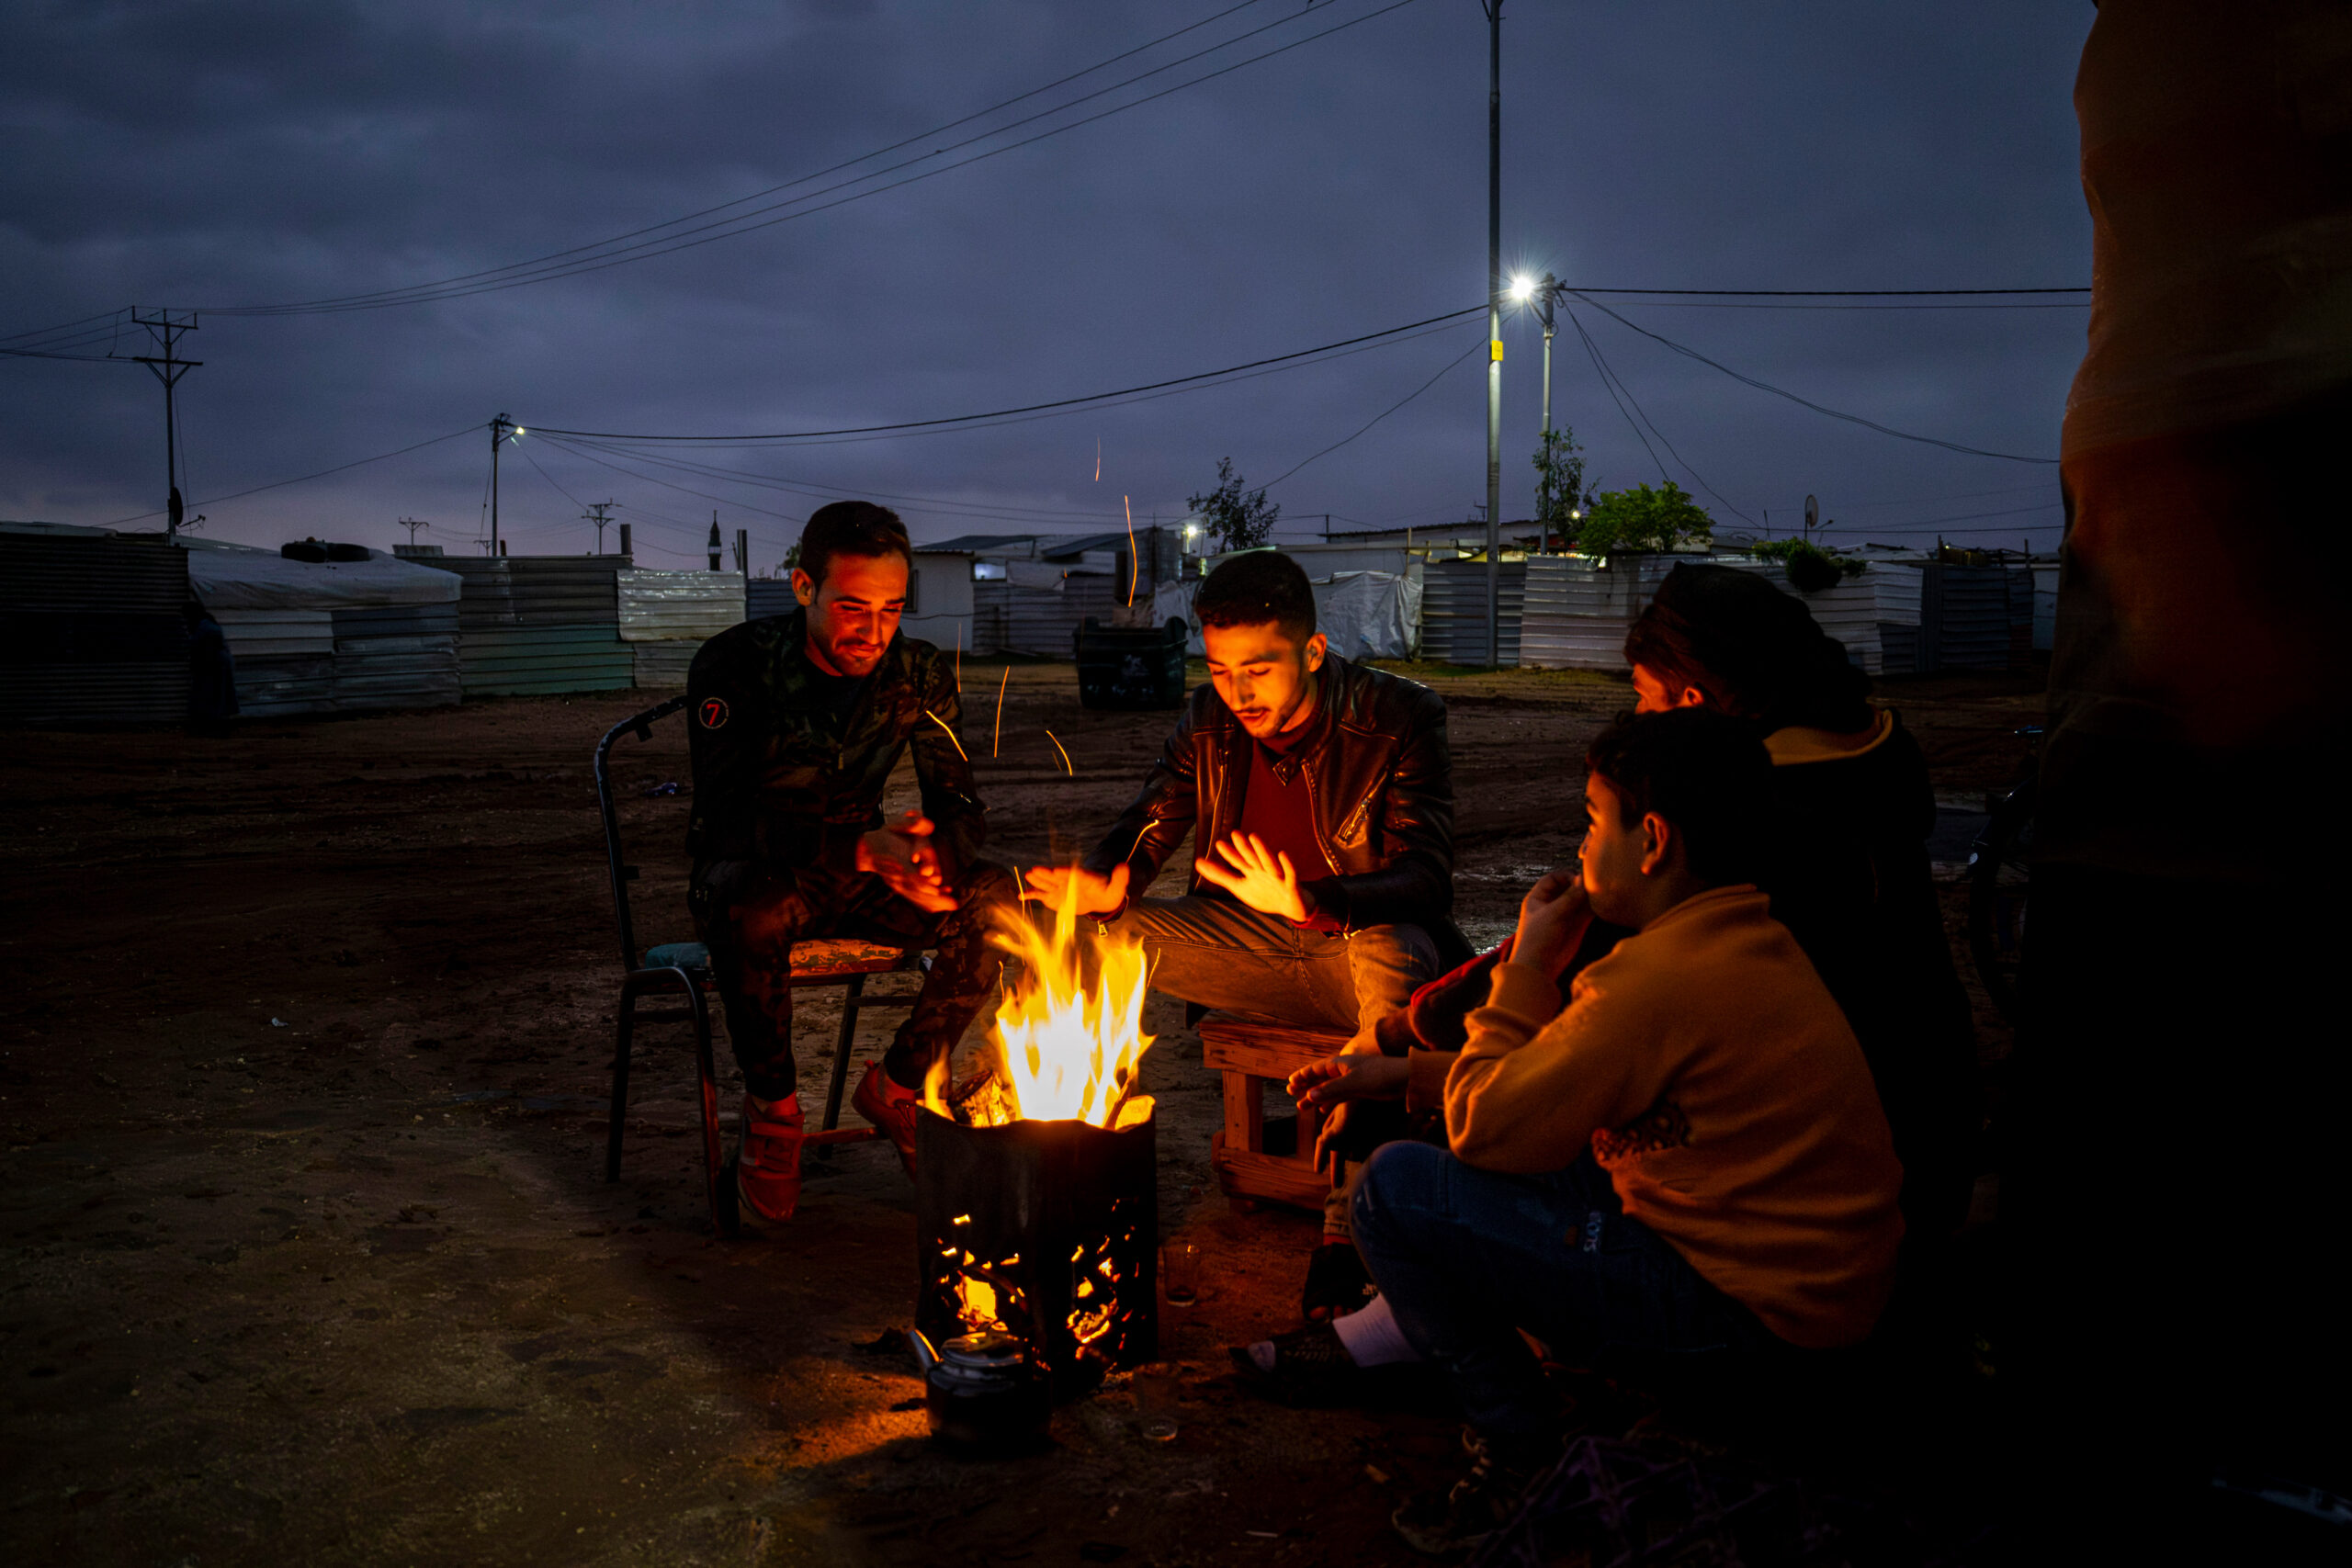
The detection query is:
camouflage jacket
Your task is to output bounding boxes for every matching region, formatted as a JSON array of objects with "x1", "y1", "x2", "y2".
[{"x1": 684, "y1": 610, "x2": 983, "y2": 874}]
